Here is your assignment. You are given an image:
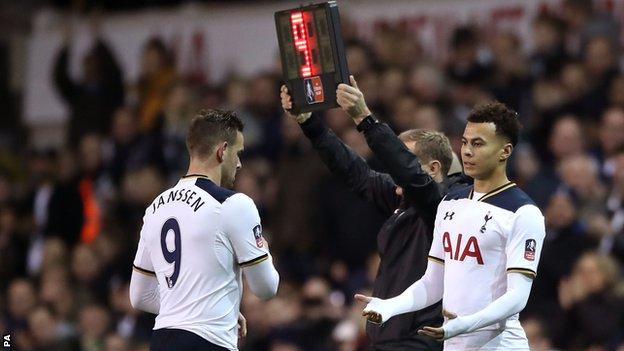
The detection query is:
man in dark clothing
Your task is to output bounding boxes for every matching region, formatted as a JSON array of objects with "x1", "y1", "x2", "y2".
[
  {"x1": 281, "y1": 77, "x2": 470, "y2": 350},
  {"x1": 53, "y1": 35, "x2": 124, "y2": 146}
]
